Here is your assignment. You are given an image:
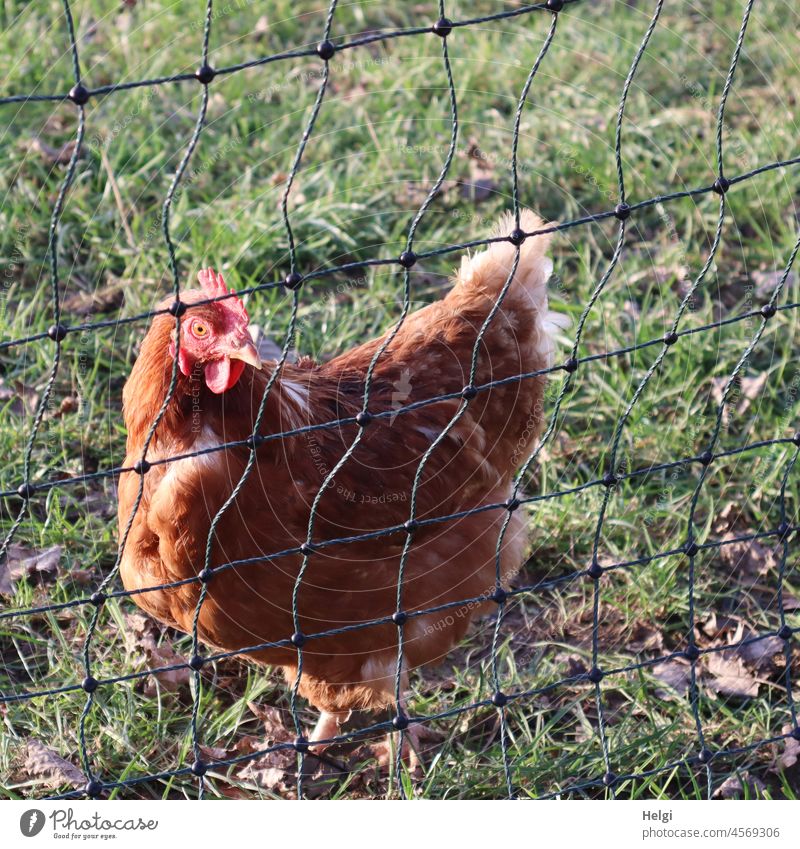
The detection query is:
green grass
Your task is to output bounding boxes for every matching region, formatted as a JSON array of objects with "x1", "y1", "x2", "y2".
[{"x1": 1, "y1": 0, "x2": 799, "y2": 799}]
